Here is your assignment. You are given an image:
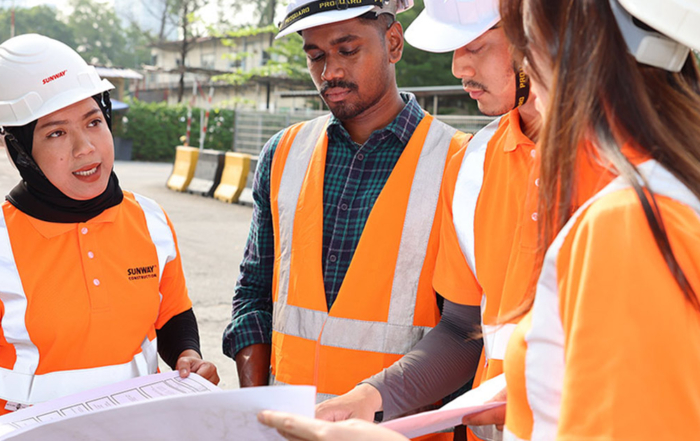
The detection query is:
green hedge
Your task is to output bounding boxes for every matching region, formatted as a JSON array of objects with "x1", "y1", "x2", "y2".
[{"x1": 113, "y1": 99, "x2": 235, "y2": 162}]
